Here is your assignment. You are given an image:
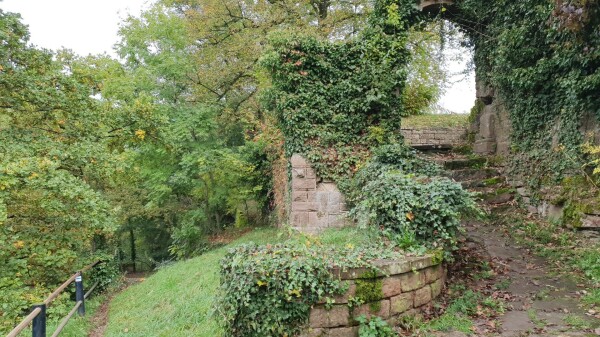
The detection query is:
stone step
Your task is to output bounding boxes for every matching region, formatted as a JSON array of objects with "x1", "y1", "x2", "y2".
[
  {"x1": 459, "y1": 176, "x2": 505, "y2": 189},
  {"x1": 444, "y1": 168, "x2": 500, "y2": 182},
  {"x1": 442, "y1": 157, "x2": 488, "y2": 170}
]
